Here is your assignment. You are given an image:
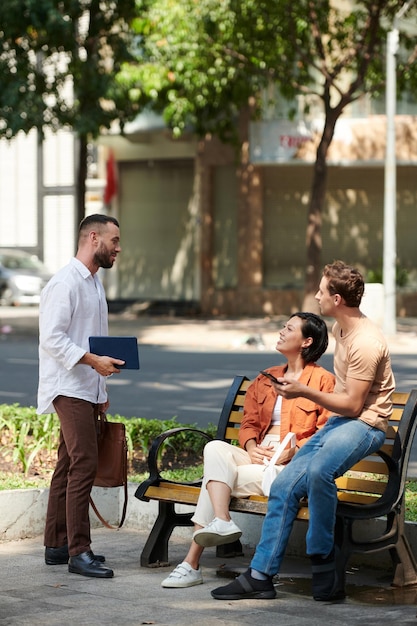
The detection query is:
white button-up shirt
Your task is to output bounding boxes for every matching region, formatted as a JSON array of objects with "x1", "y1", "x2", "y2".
[{"x1": 37, "y1": 258, "x2": 108, "y2": 414}]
